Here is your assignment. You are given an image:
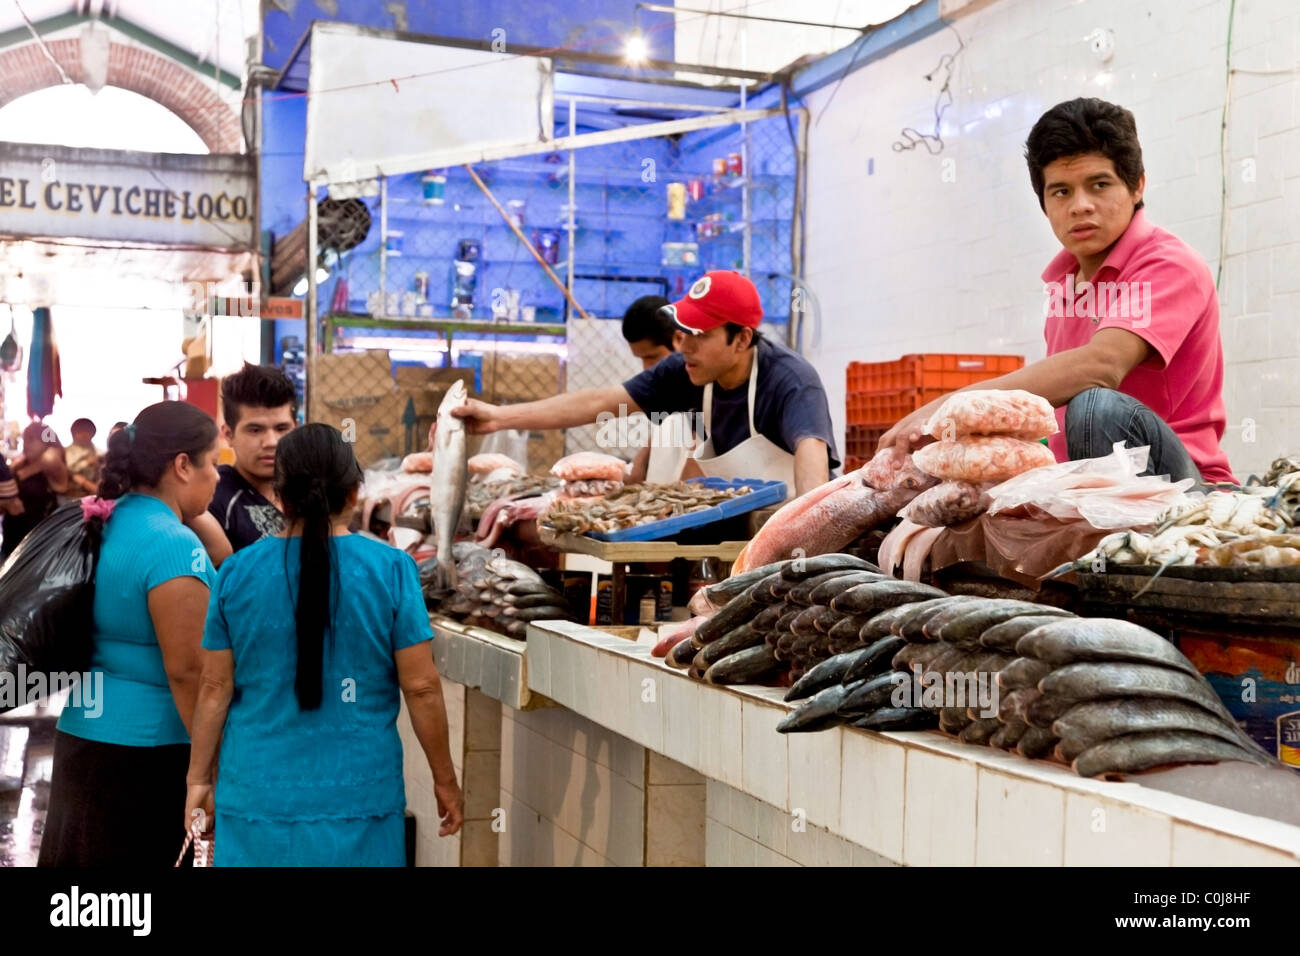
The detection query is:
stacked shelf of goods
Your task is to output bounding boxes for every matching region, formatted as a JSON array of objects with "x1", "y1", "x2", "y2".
[{"x1": 842, "y1": 354, "x2": 1026, "y2": 471}]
